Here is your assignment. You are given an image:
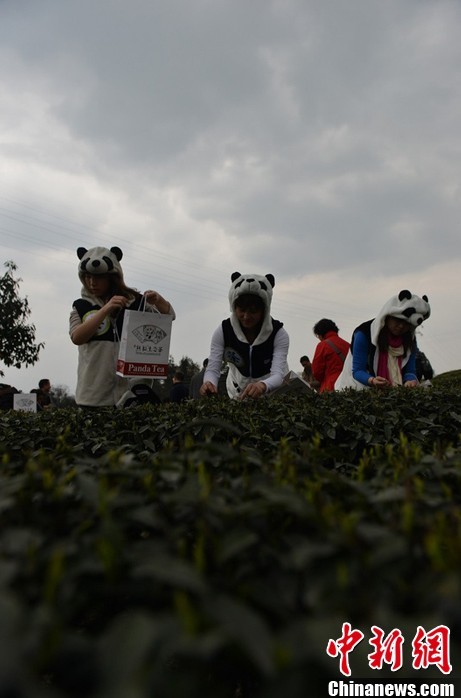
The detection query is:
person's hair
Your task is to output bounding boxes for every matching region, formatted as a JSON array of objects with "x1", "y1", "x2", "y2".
[
  {"x1": 39, "y1": 379, "x2": 50, "y2": 389},
  {"x1": 174, "y1": 371, "x2": 185, "y2": 381},
  {"x1": 234, "y1": 294, "x2": 265, "y2": 312},
  {"x1": 378, "y1": 318, "x2": 415, "y2": 353},
  {"x1": 313, "y1": 319, "x2": 339, "y2": 337},
  {"x1": 300, "y1": 355, "x2": 310, "y2": 363},
  {"x1": 106, "y1": 275, "x2": 139, "y2": 301},
  {"x1": 82, "y1": 272, "x2": 139, "y2": 301}
]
